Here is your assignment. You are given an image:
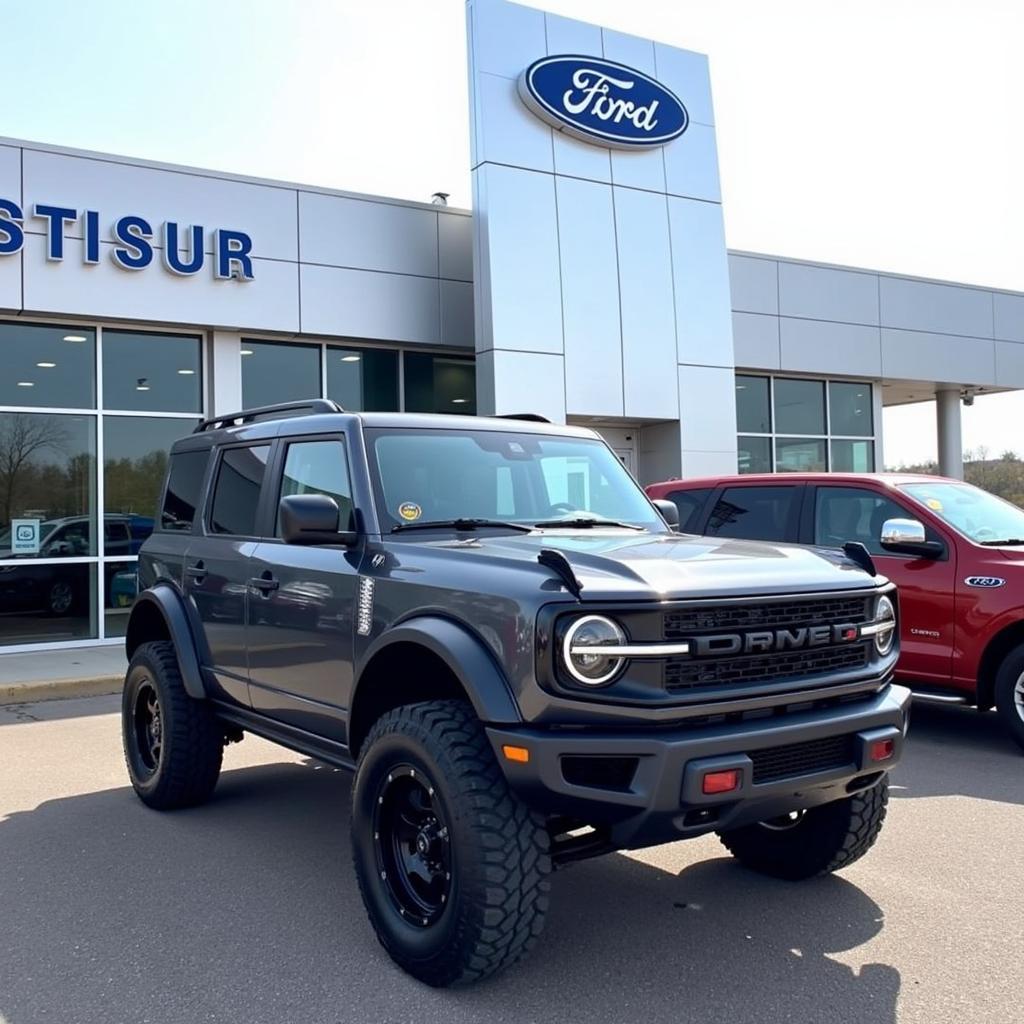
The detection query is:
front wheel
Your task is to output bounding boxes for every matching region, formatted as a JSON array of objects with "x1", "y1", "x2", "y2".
[
  {"x1": 994, "y1": 645, "x2": 1024, "y2": 752},
  {"x1": 717, "y1": 780, "x2": 889, "y2": 881},
  {"x1": 351, "y1": 700, "x2": 551, "y2": 987}
]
